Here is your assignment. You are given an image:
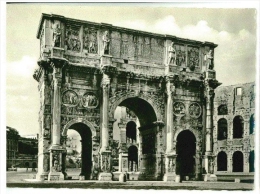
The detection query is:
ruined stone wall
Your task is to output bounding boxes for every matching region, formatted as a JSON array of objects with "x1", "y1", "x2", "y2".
[{"x1": 213, "y1": 82, "x2": 255, "y2": 173}]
